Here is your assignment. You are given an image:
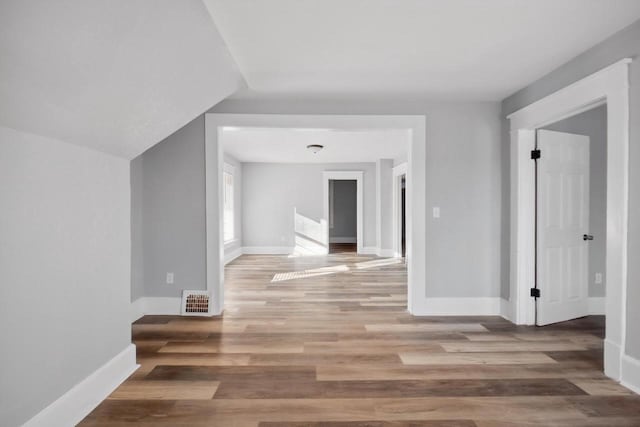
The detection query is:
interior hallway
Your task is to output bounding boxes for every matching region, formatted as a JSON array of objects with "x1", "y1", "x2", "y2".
[{"x1": 81, "y1": 253, "x2": 639, "y2": 426}]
